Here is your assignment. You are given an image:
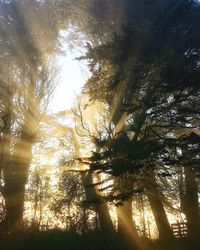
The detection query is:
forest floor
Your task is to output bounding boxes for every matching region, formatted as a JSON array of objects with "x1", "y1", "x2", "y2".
[{"x1": 0, "y1": 230, "x2": 199, "y2": 250}]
